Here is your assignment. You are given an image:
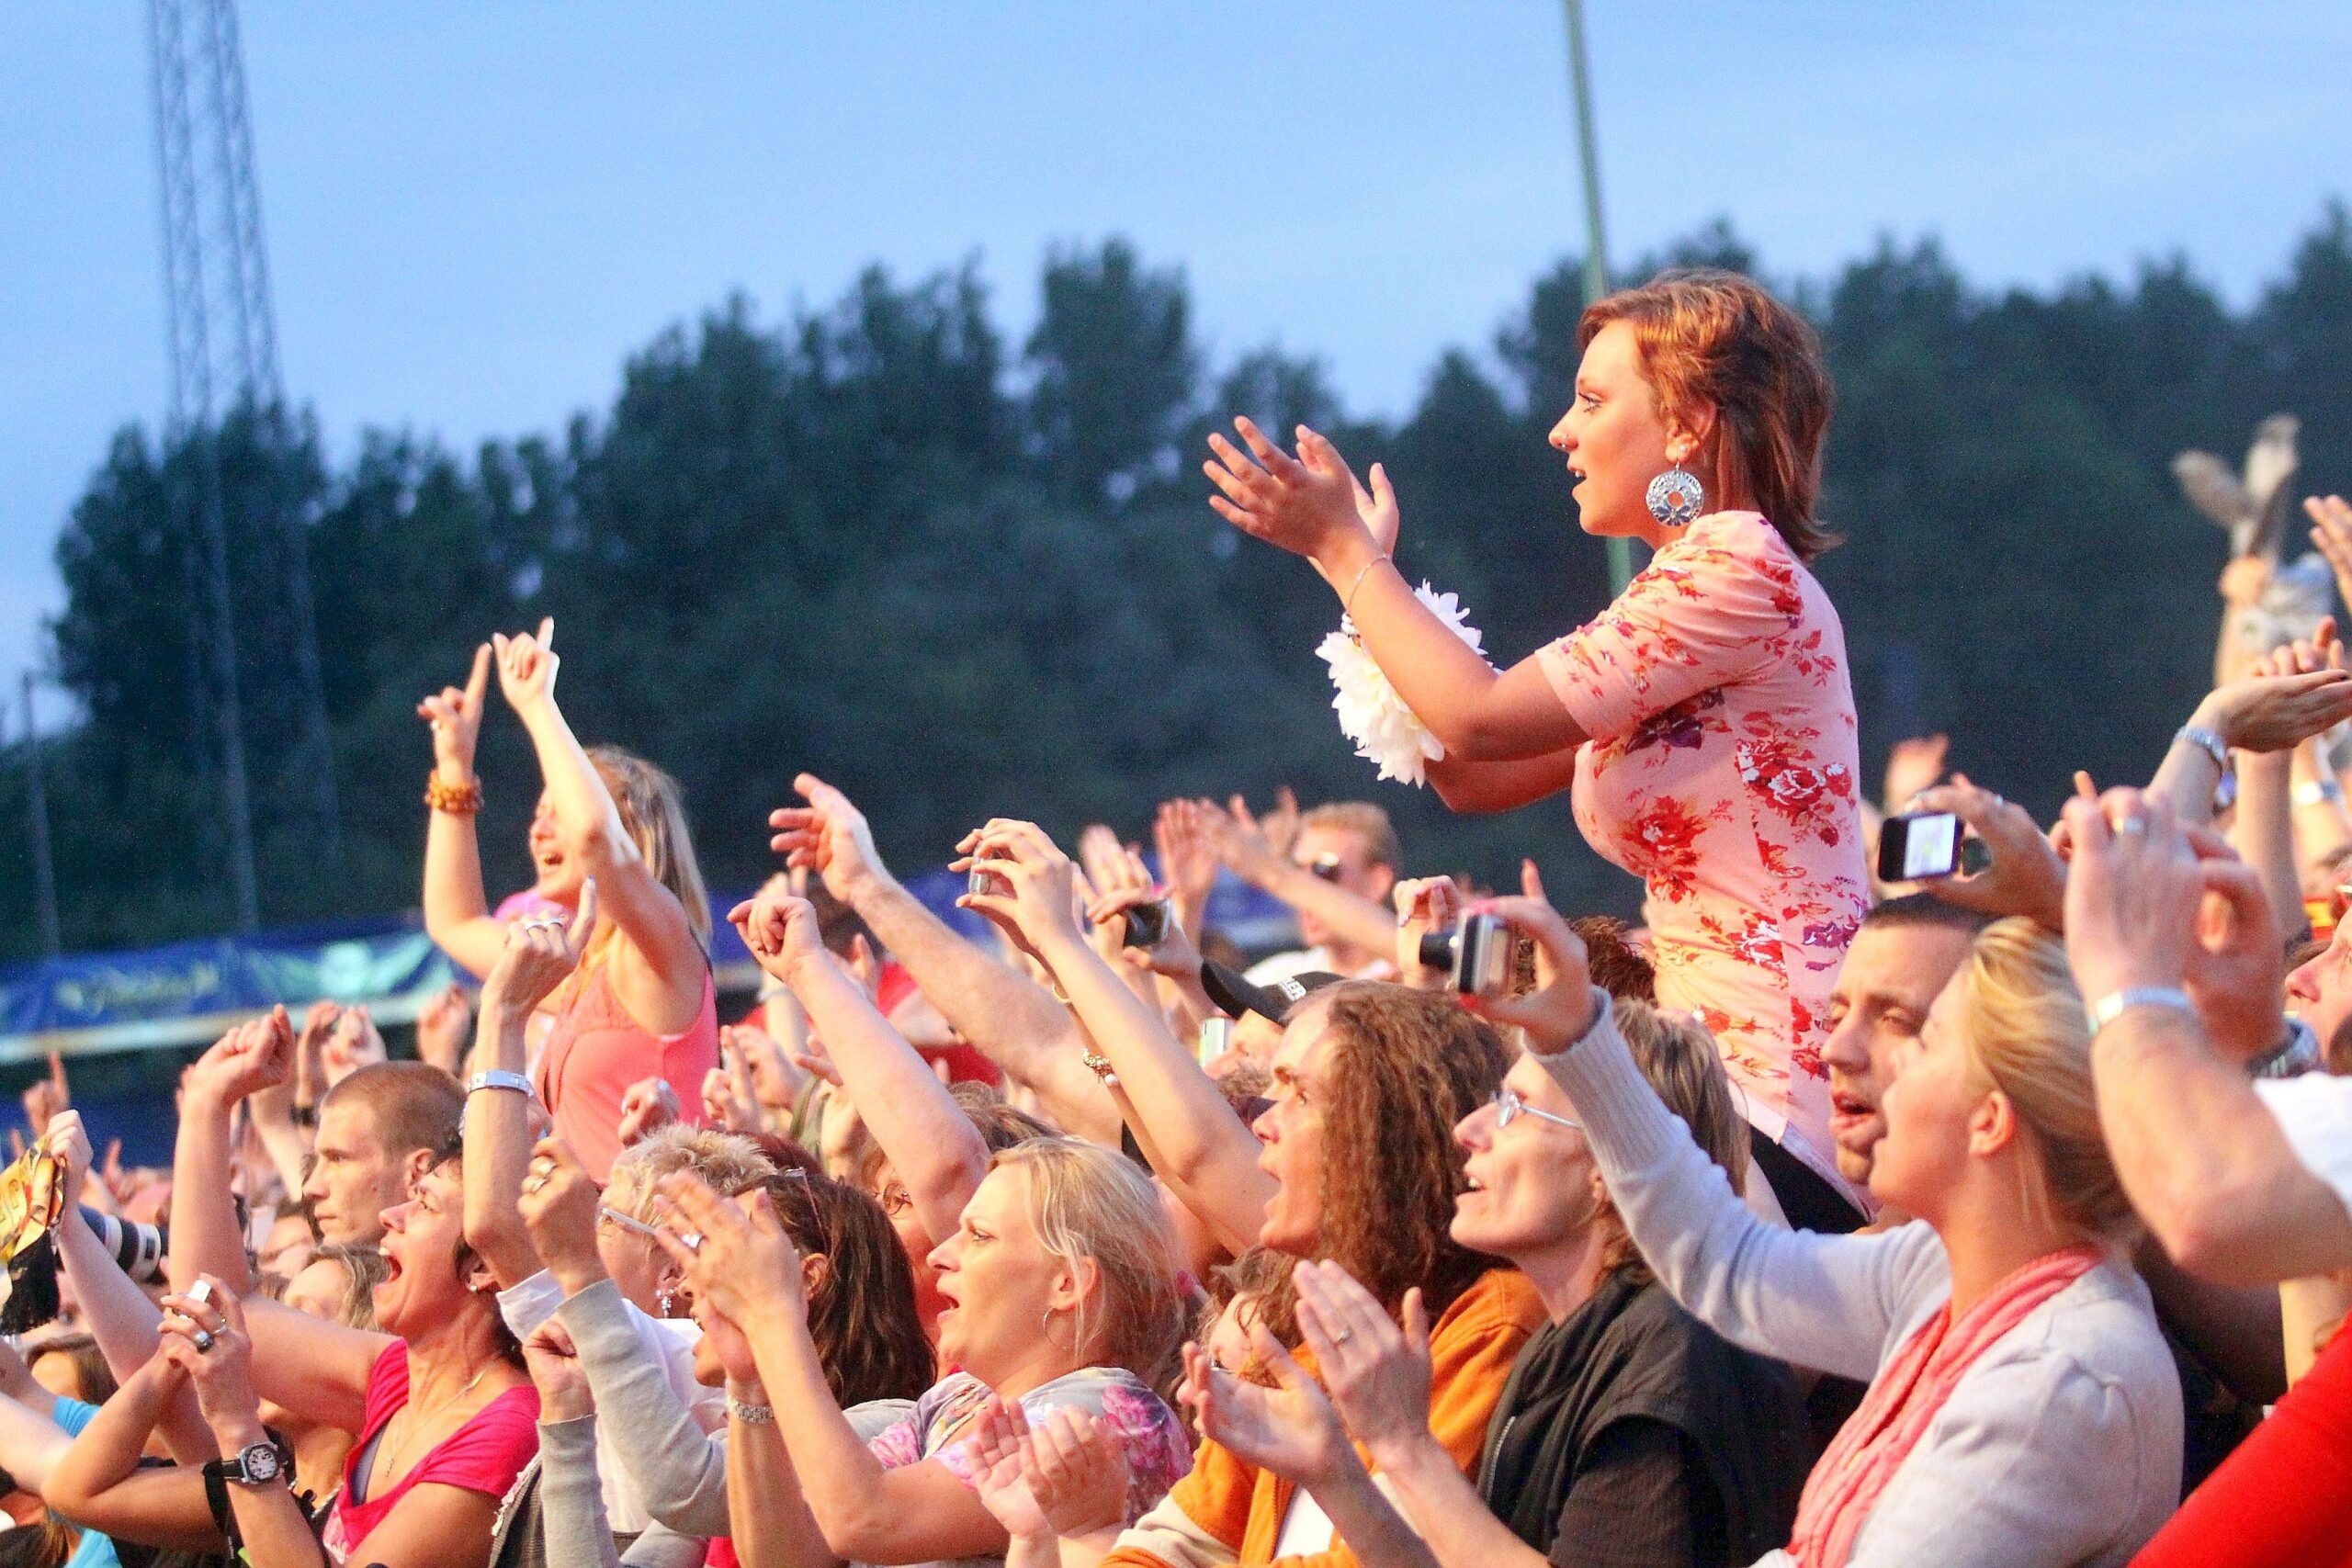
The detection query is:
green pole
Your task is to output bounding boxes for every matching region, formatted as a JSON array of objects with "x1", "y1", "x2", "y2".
[{"x1": 1564, "y1": 0, "x2": 1633, "y2": 593}]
